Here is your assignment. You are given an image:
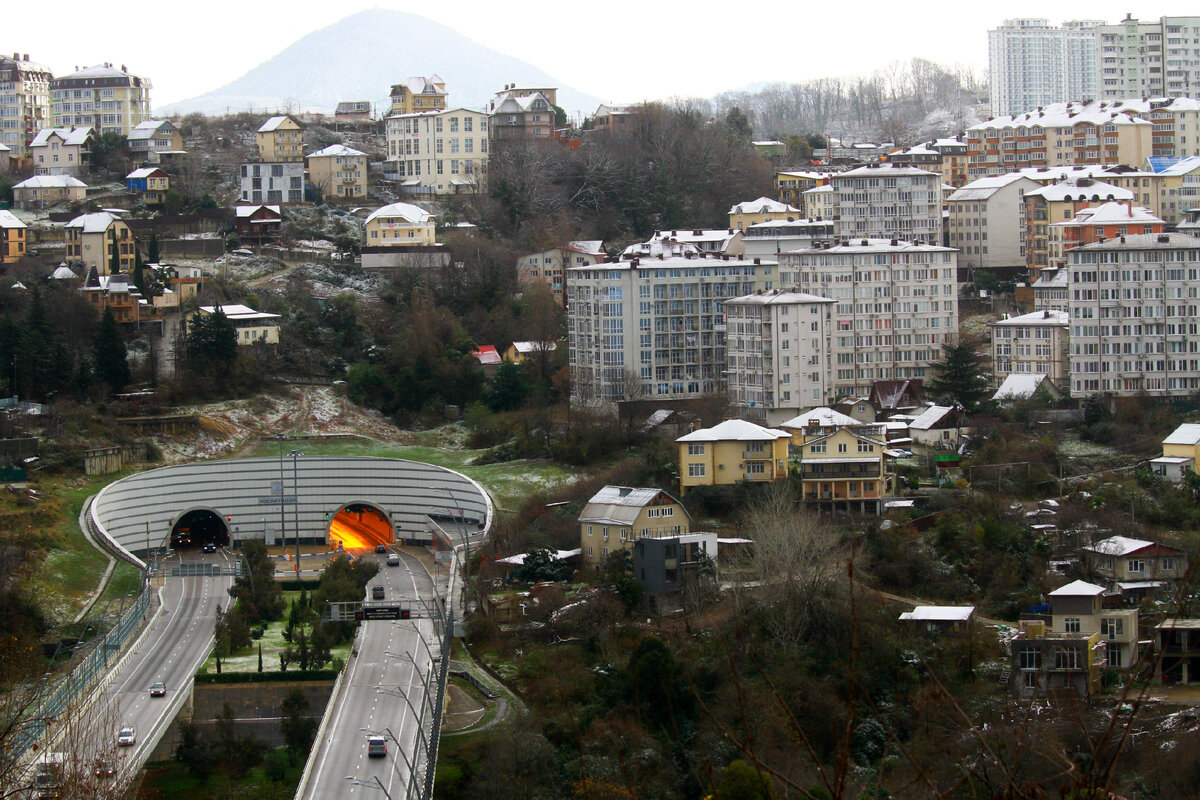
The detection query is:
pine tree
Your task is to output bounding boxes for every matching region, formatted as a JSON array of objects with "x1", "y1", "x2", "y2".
[
  {"x1": 927, "y1": 338, "x2": 991, "y2": 412},
  {"x1": 109, "y1": 239, "x2": 121, "y2": 276},
  {"x1": 187, "y1": 306, "x2": 238, "y2": 372},
  {"x1": 92, "y1": 307, "x2": 130, "y2": 393},
  {"x1": 147, "y1": 232, "x2": 160, "y2": 264}
]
